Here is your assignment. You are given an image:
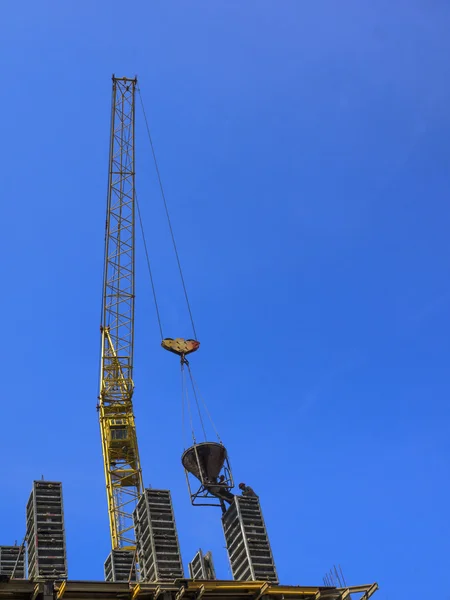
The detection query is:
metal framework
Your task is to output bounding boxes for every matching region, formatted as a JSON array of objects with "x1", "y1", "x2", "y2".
[
  {"x1": 98, "y1": 76, "x2": 143, "y2": 551},
  {"x1": 0, "y1": 579, "x2": 379, "y2": 600}
]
